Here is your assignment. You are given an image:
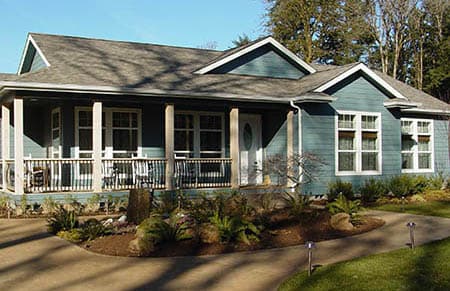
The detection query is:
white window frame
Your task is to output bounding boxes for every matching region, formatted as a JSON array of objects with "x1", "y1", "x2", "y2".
[
  {"x1": 335, "y1": 110, "x2": 382, "y2": 176},
  {"x1": 50, "y1": 107, "x2": 62, "y2": 158},
  {"x1": 174, "y1": 111, "x2": 225, "y2": 159},
  {"x1": 401, "y1": 118, "x2": 434, "y2": 173},
  {"x1": 74, "y1": 107, "x2": 142, "y2": 159}
]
